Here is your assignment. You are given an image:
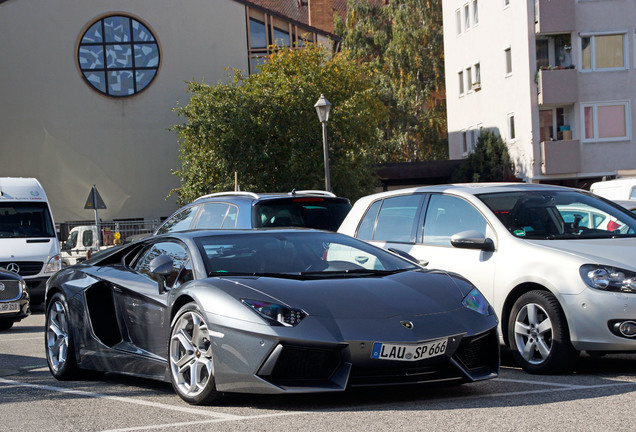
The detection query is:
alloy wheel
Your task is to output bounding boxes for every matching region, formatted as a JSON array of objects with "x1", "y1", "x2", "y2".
[
  {"x1": 513, "y1": 302, "x2": 553, "y2": 365},
  {"x1": 46, "y1": 300, "x2": 70, "y2": 373}
]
